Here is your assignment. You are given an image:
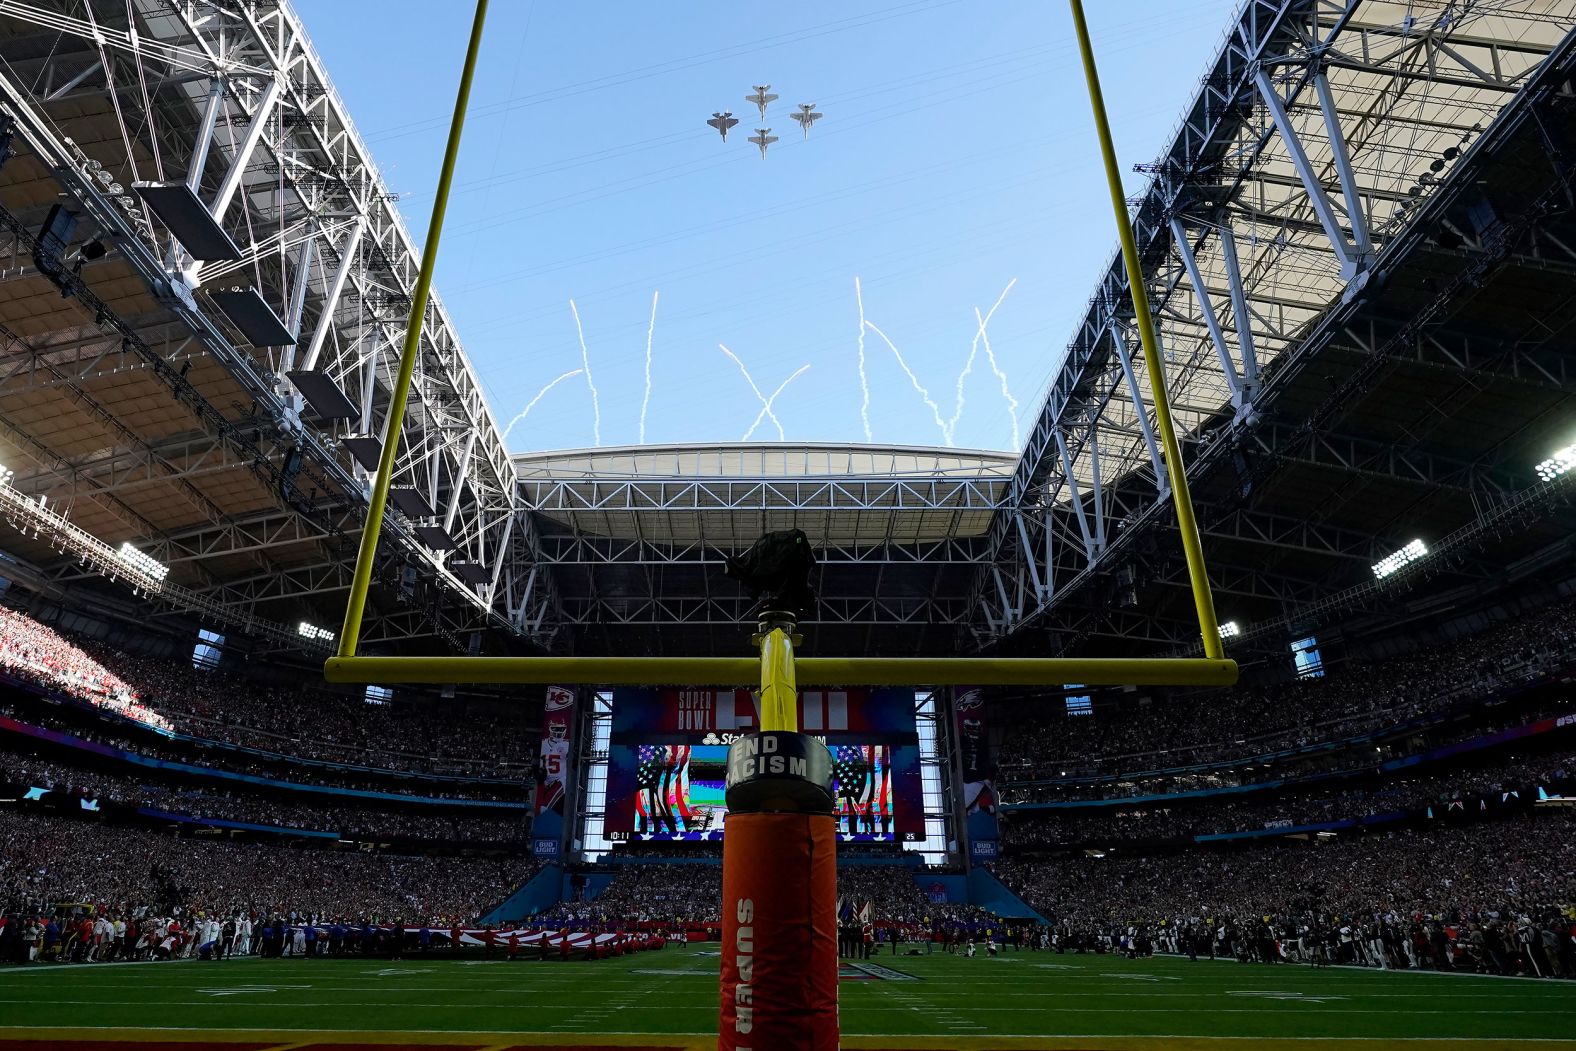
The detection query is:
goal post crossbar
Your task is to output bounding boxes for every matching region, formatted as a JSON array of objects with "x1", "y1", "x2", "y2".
[{"x1": 323, "y1": 656, "x2": 1238, "y2": 689}]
